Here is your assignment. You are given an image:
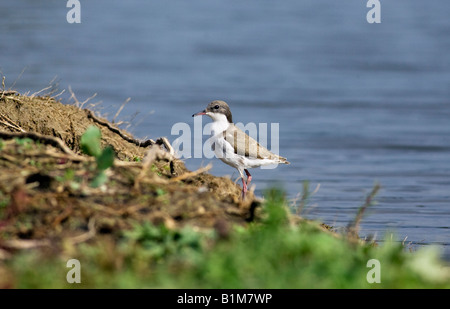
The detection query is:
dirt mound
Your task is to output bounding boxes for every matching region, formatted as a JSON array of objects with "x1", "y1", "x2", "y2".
[
  {"x1": 0, "y1": 91, "x2": 156, "y2": 161},
  {"x1": 0, "y1": 91, "x2": 258, "y2": 255}
]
